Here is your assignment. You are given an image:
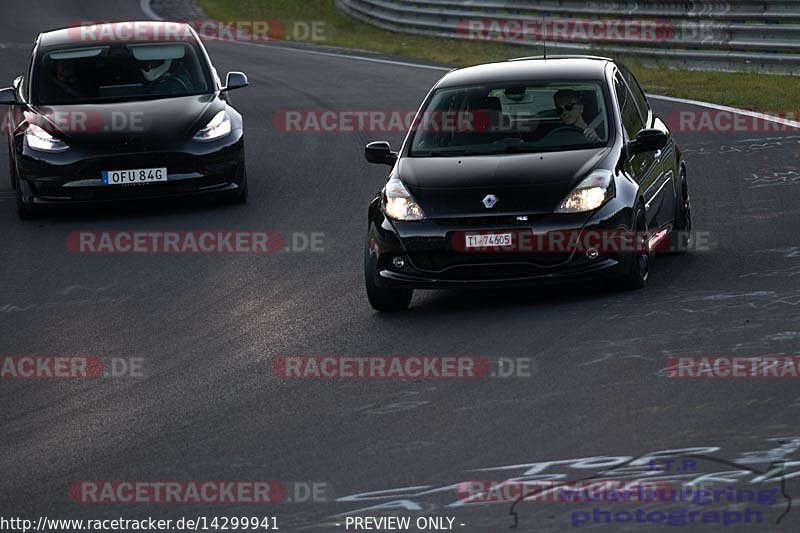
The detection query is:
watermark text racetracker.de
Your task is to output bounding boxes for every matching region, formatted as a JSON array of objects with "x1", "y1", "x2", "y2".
[
  {"x1": 457, "y1": 17, "x2": 675, "y2": 44},
  {"x1": 2, "y1": 108, "x2": 147, "y2": 134},
  {"x1": 67, "y1": 231, "x2": 325, "y2": 254},
  {"x1": 456, "y1": 17, "x2": 728, "y2": 45},
  {"x1": 665, "y1": 356, "x2": 800, "y2": 379},
  {"x1": 452, "y1": 229, "x2": 711, "y2": 254},
  {"x1": 0, "y1": 356, "x2": 143, "y2": 379},
  {"x1": 68, "y1": 480, "x2": 330, "y2": 504},
  {"x1": 456, "y1": 479, "x2": 677, "y2": 504},
  {"x1": 667, "y1": 110, "x2": 800, "y2": 134},
  {"x1": 273, "y1": 356, "x2": 532, "y2": 379},
  {"x1": 274, "y1": 110, "x2": 491, "y2": 134},
  {"x1": 69, "y1": 19, "x2": 327, "y2": 43}
]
